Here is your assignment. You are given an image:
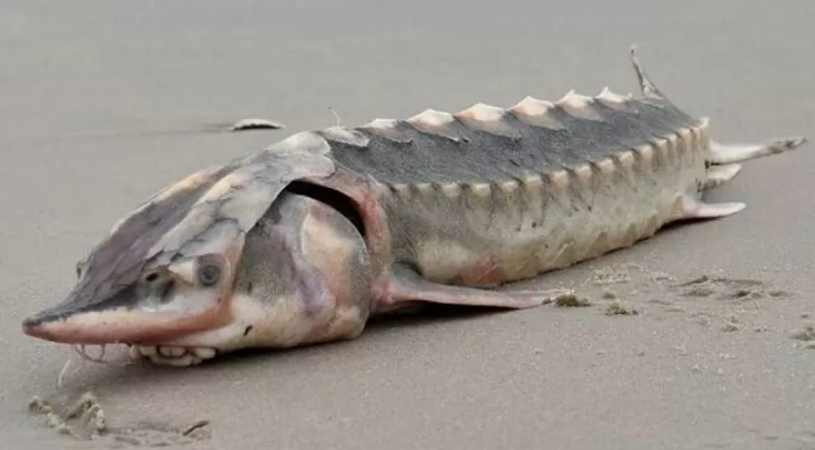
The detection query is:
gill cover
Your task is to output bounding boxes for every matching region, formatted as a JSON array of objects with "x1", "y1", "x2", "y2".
[{"x1": 22, "y1": 132, "x2": 336, "y2": 333}]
